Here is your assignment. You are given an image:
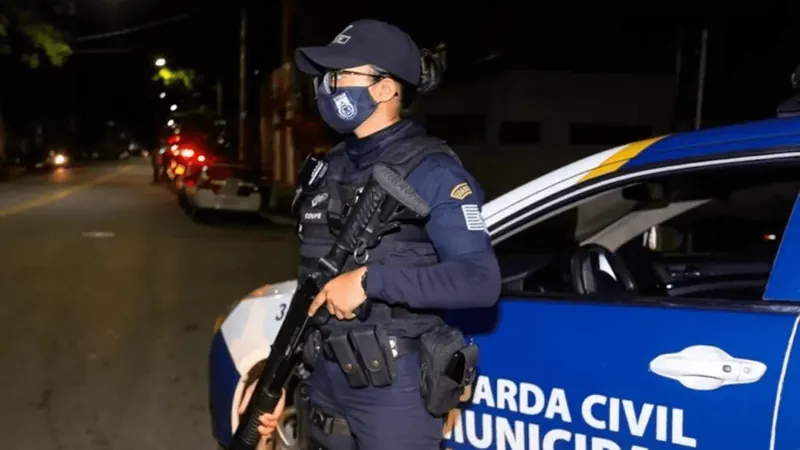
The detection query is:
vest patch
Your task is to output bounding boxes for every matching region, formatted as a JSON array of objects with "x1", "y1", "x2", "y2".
[
  {"x1": 311, "y1": 192, "x2": 329, "y2": 207},
  {"x1": 303, "y1": 211, "x2": 325, "y2": 223},
  {"x1": 450, "y1": 182, "x2": 473, "y2": 200}
]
